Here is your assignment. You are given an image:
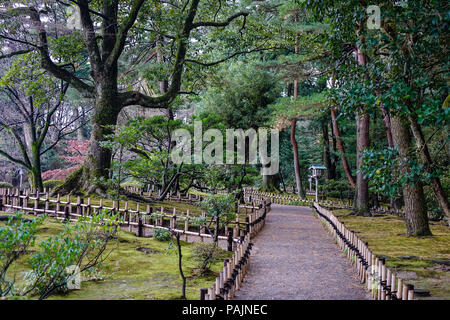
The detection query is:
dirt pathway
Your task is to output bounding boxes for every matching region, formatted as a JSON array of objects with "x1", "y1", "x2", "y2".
[{"x1": 233, "y1": 204, "x2": 370, "y2": 300}]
